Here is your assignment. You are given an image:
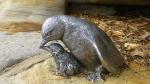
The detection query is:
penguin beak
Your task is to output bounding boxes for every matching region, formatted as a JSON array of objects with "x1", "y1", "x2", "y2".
[{"x1": 39, "y1": 39, "x2": 47, "y2": 49}]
